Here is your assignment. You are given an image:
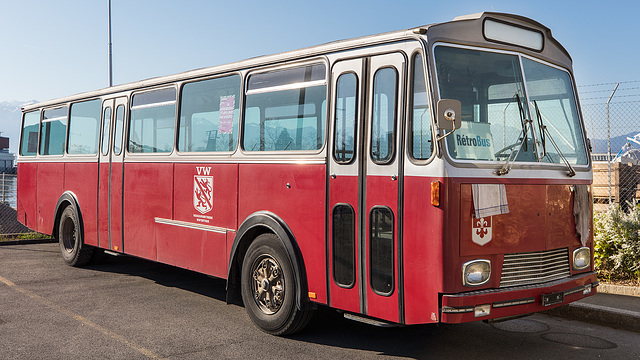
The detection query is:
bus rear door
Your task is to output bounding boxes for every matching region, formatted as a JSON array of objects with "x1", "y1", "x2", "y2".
[{"x1": 98, "y1": 98, "x2": 127, "y2": 252}]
